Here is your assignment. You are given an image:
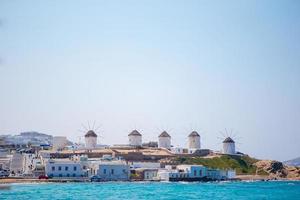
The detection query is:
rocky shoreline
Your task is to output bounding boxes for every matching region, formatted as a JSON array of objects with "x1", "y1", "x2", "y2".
[
  {"x1": 254, "y1": 160, "x2": 300, "y2": 179},
  {"x1": 1, "y1": 176, "x2": 300, "y2": 184}
]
